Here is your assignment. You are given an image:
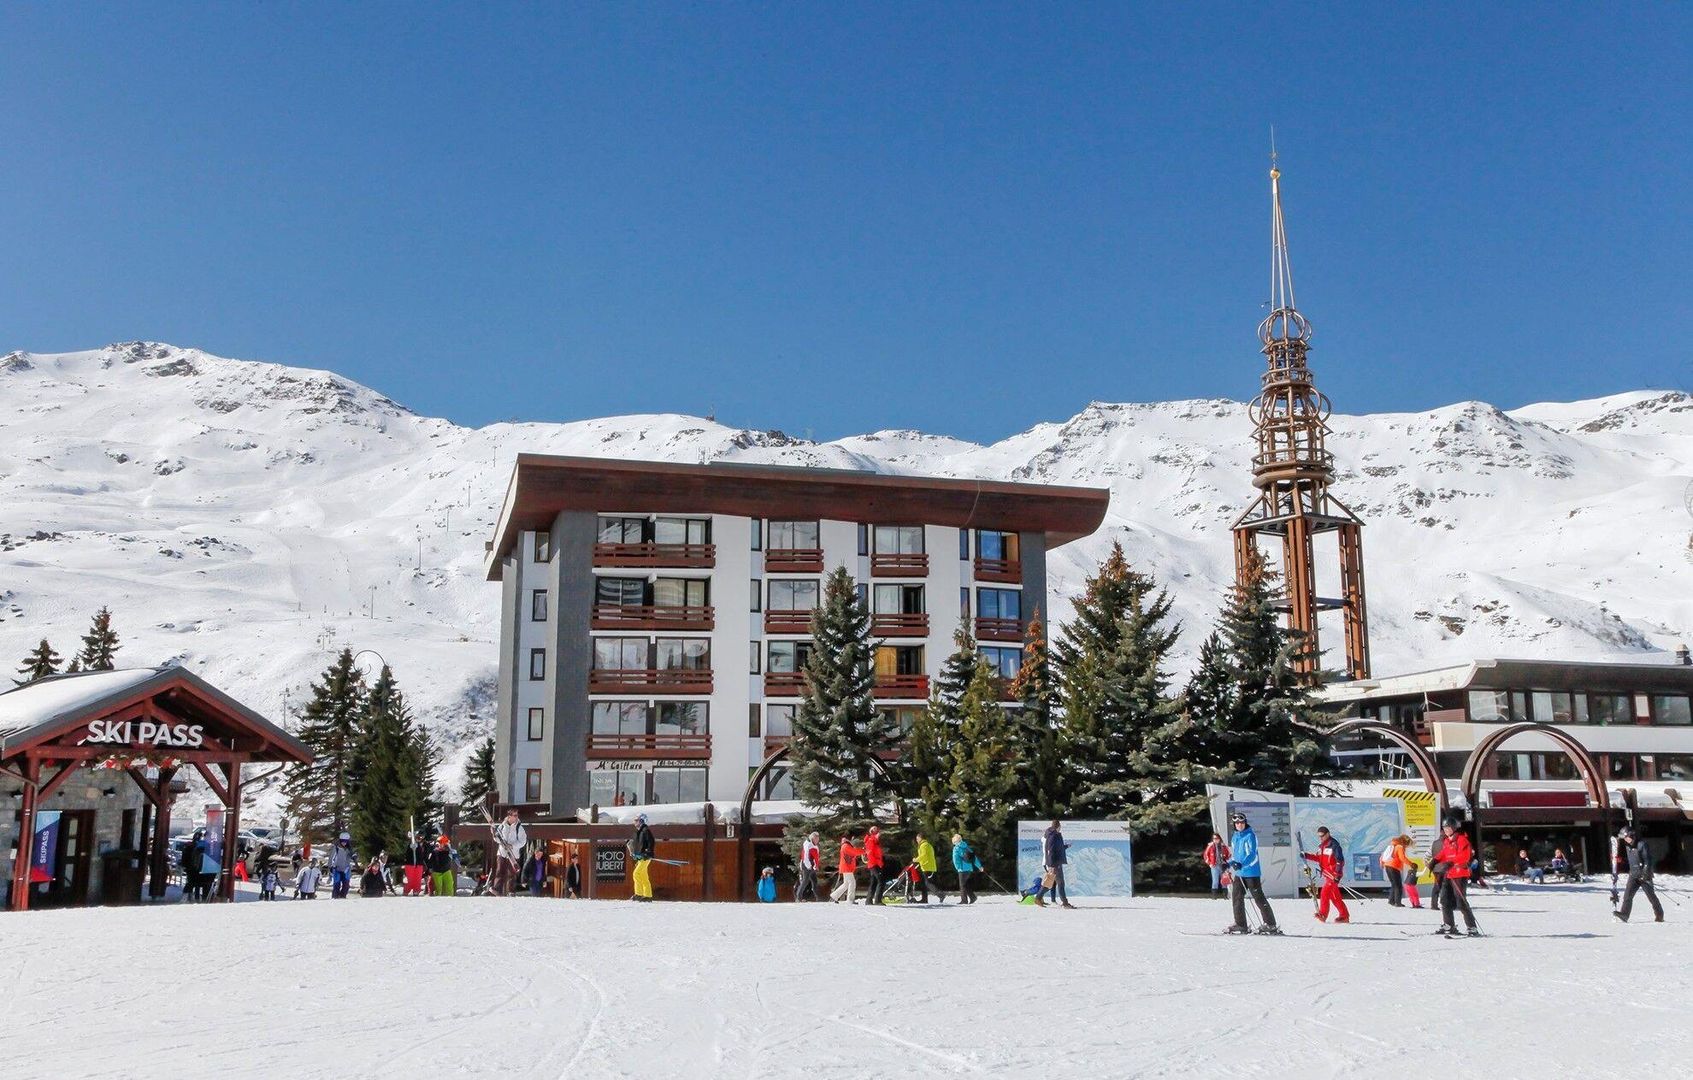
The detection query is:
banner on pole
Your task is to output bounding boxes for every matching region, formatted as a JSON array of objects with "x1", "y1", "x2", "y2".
[
  {"x1": 203, "y1": 805, "x2": 225, "y2": 876},
  {"x1": 29, "y1": 810, "x2": 62, "y2": 885}
]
